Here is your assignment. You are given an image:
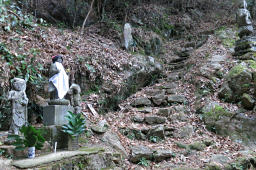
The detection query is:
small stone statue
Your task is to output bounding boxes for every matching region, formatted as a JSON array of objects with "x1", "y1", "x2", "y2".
[
  {"x1": 123, "y1": 23, "x2": 134, "y2": 50},
  {"x1": 8, "y1": 78, "x2": 28, "y2": 134},
  {"x1": 67, "y1": 84, "x2": 82, "y2": 114},
  {"x1": 48, "y1": 55, "x2": 69, "y2": 104}
]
